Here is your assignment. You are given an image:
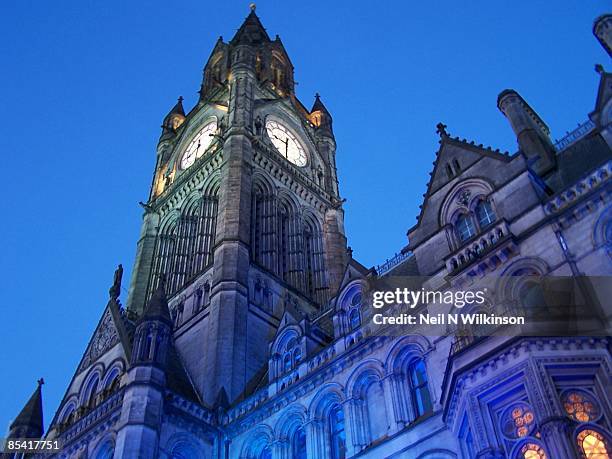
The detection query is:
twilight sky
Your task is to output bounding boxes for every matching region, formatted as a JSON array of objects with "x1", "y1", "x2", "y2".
[{"x1": 0, "y1": 0, "x2": 609, "y2": 430}]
